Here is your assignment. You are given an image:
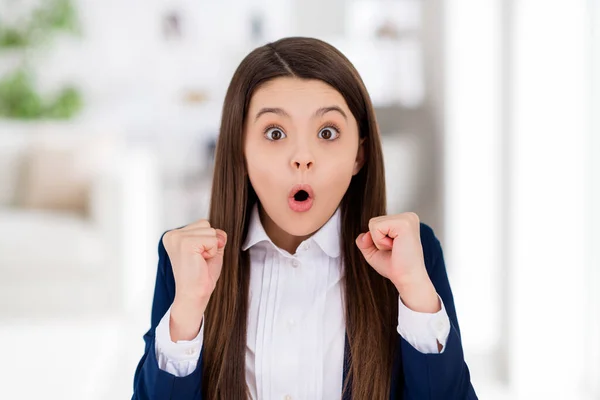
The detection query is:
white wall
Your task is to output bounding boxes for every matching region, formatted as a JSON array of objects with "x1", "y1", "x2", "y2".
[
  {"x1": 443, "y1": 0, "x2": 504, "y2": 382},
  {"x1": 588, "y1": 2, "x2": 600, "y2": 396},
  {"x1": 508, "y1": 1, "x2": 589, "y2": 398},
  {"x1": 445, "y1": 0, "x2": 595, "y2": 399}
]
